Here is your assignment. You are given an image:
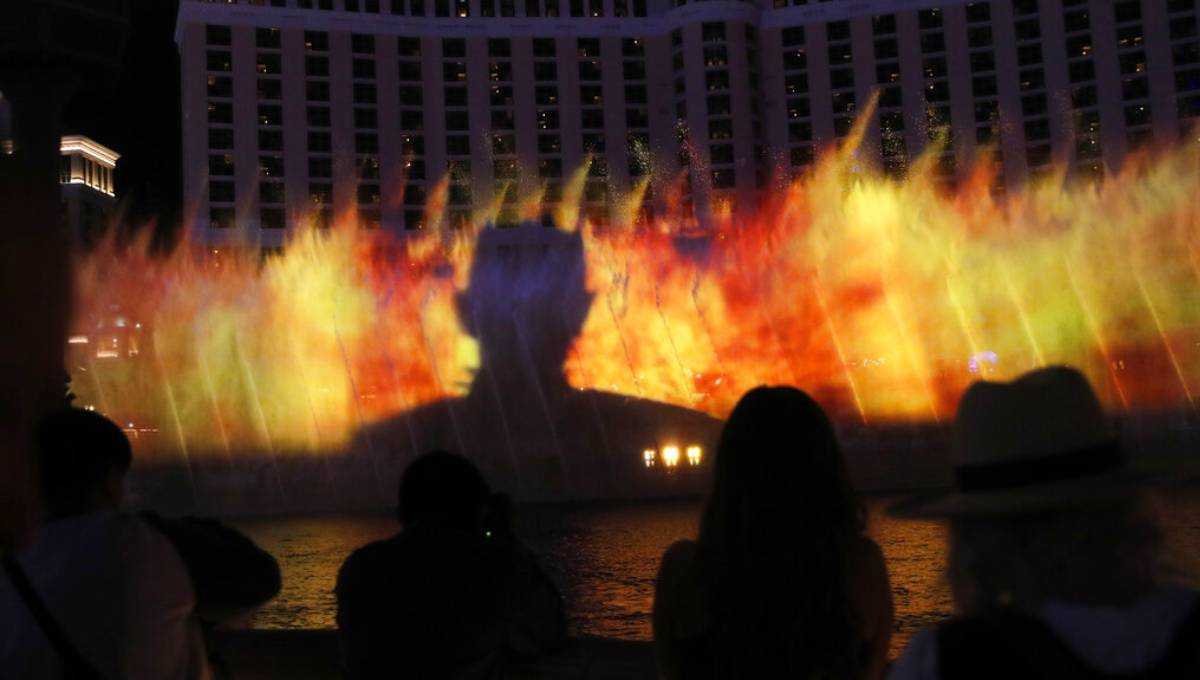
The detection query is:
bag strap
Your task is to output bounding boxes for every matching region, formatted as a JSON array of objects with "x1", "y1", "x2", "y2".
[{"x1": 2, "y1": 553, "x2": 106, "y2": 680}]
